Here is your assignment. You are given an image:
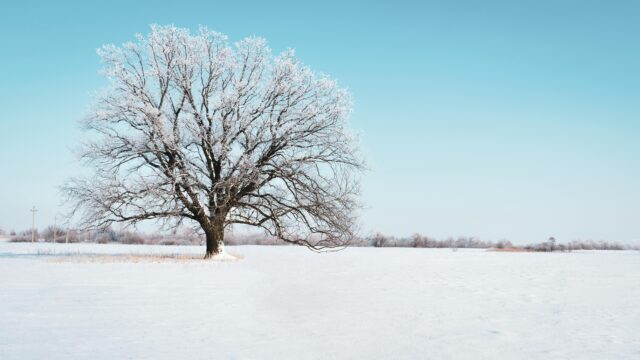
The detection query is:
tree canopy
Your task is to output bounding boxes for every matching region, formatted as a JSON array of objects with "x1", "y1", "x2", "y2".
[{"x1": 64, "y1": 25, "x2": 364, "y2": 257}]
